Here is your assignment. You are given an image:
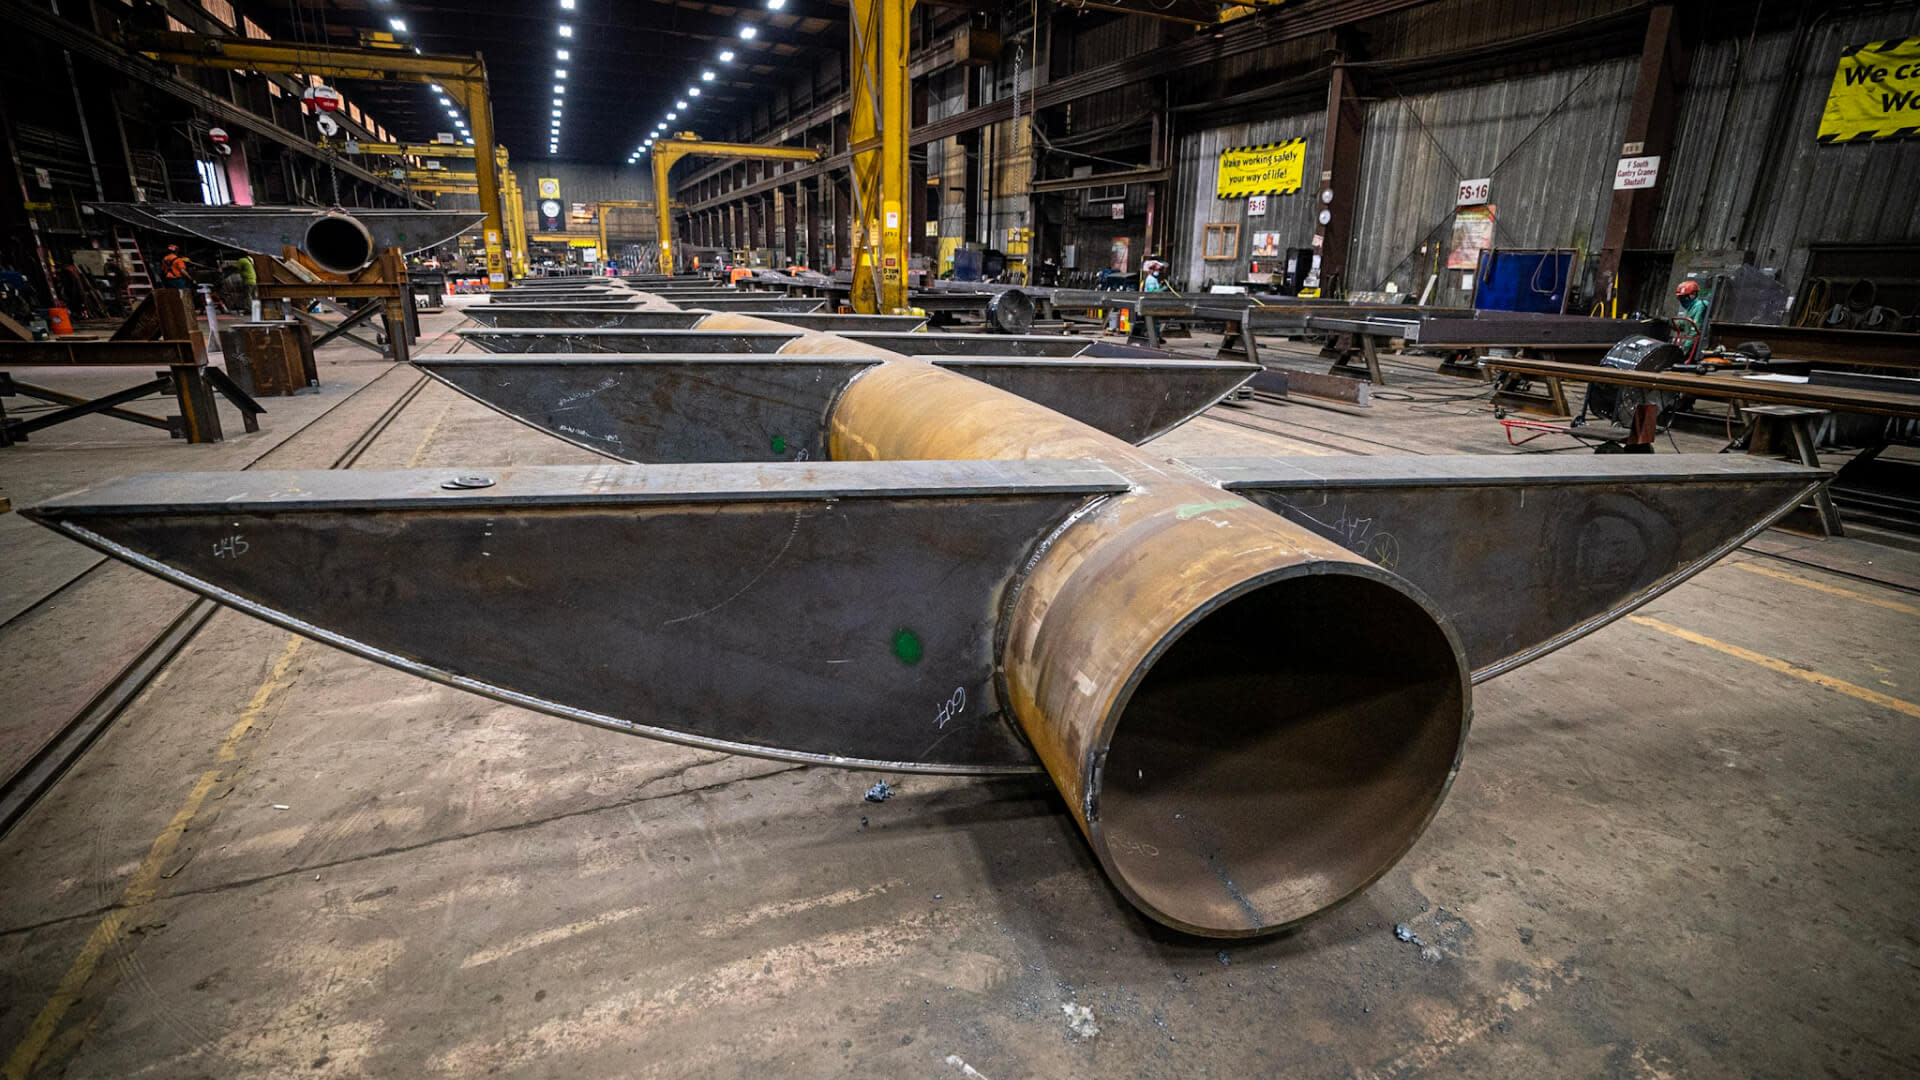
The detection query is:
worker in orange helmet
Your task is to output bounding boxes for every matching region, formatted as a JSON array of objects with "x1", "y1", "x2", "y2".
[
  {"x1": 159, "y1": 245, "x2": 194, "y2": 291},
  {"x1": 1671, "y1": 277, "x2": 1709, "y2": 360}
]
